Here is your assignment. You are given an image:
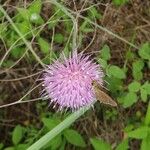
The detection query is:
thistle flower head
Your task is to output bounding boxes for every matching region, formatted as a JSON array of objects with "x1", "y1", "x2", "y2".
[{"x1": 42, "y1": 52, "x2": 104, "y2": 111}]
